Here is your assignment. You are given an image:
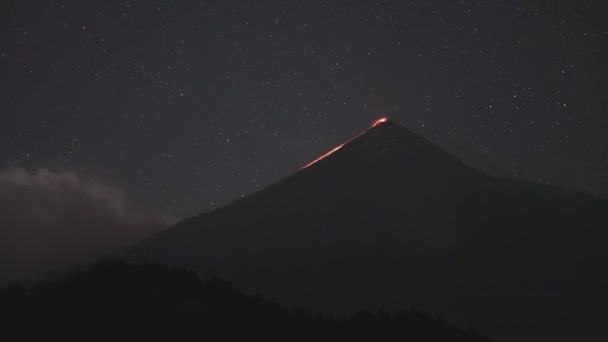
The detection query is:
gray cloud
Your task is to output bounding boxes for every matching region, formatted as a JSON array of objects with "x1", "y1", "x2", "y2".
[{"x1": 0, "y1": 167, "x2": 176, "y2": 286}]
